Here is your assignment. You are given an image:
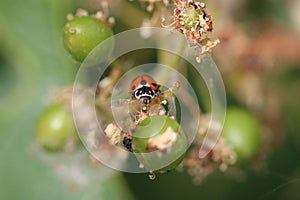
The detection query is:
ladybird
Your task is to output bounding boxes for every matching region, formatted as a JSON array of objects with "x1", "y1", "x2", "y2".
[{"x1": 130, "y1": 75, "x2": 160, "y2": 104}]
